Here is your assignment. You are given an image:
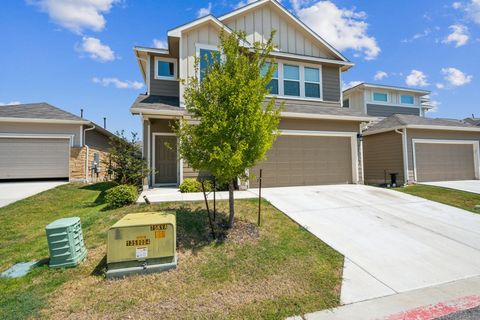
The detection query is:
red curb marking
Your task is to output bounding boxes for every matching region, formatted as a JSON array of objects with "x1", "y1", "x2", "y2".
[{"x1": 384, "y1": 295, "x2": 480, "y2": 320}]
